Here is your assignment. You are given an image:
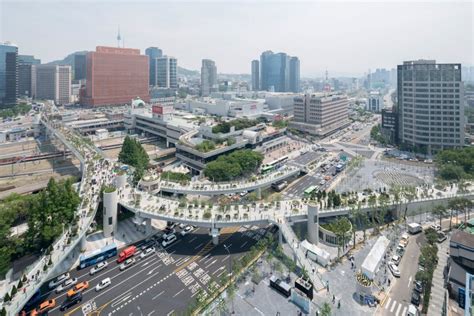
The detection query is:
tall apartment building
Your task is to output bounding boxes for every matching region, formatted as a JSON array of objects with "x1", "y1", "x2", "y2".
[
  {"x1": 397, "y1": 60, "x2": 464, "y2": 154},
  {"x1": 74, "y1": 53, "x2": 87, "y2": 81},
  {"x1": 18, "y1": 55, "x2": 40, "y2": 97},
  {"x1": 259, "y1": 50, "x2": 300, "y2": 93},
  {"x1": 156, "y1": 56, "x2": 177, "y2": 89},
  {"x1": 200, "y1": 59, "x2": 217, "y2": 97},
  {"x1": 0, "y1": 42, "x2": 18, "y2": 108},
  {"x1": 289, "y1": 57, "x2": 300, "y2": 93},
  {"x1": 289, "y1": 93, "x2": 350, "y2": 137},
  {"x1": 82, "y1": 46, "x2": 149, "y2": 106},
  {"x1": 35, "y1": 65, "x2": 71, "y2": 105},
  {"x1": 251, "y1": 60, "x2": 259, "y2": 91},
  {"x1": 145, "y1": 47, "x2": 163, "y2": 86}
]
